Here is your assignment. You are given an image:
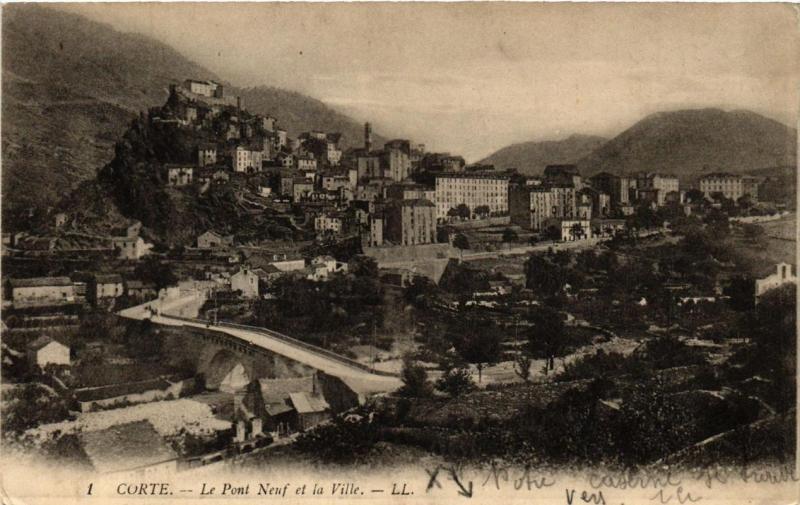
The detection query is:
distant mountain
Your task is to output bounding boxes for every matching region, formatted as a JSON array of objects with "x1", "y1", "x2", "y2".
[
  {"x1": 576, "y1": 109, "x2": 797, "y2": 183},
  {"x1": 480, "y1": 134, "x2": 607, "y2": 176},
  {"x1": 2, "y1": 5, "x2": 381, "y2": 217}
]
